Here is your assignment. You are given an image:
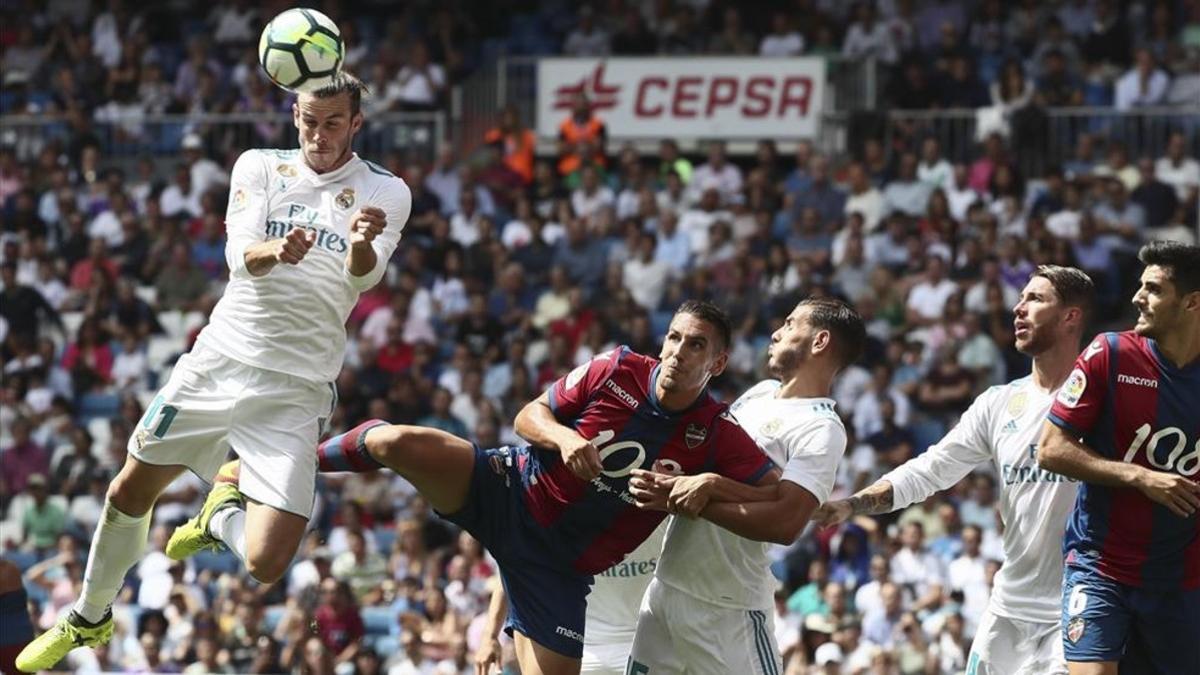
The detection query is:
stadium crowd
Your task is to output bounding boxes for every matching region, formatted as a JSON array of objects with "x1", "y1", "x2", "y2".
[{"x1": 2, "y1": 1, "x2": 1200, "y2": 673}]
